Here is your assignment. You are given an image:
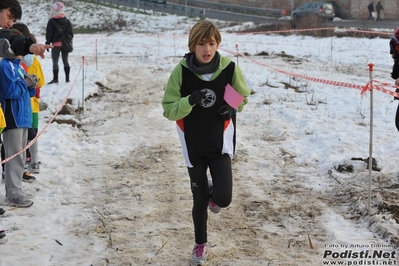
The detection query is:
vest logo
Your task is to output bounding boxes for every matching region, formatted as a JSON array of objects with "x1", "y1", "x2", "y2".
[{"x1": 200, "y1": 88, "x2": 216, "y2": 108}]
